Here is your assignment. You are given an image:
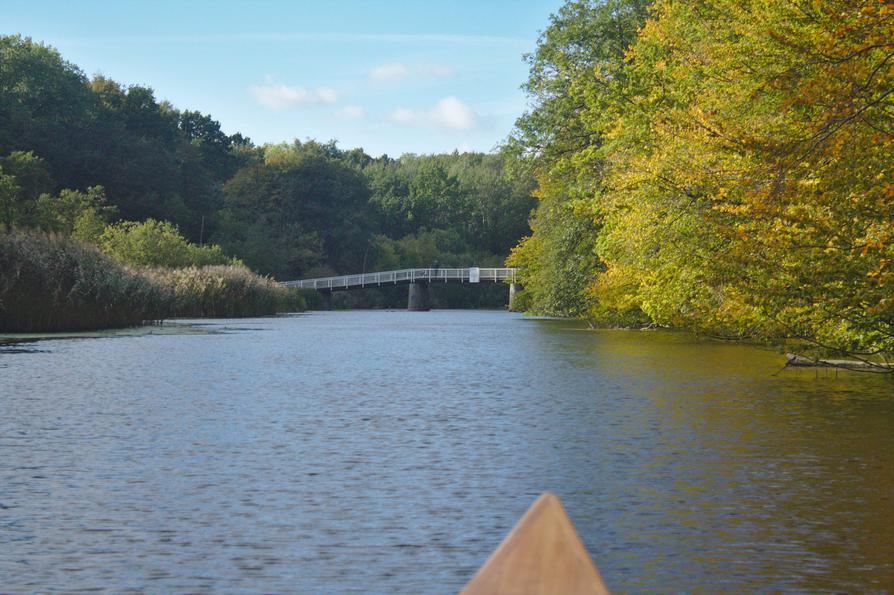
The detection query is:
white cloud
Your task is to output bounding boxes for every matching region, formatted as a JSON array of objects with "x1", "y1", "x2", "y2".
[
  {"x1": 369, "y1": 63, "x2": 412, "y2": 82},
  {"x1": 389, "y1": 107, "x2": 416, "y2": 125},
  {"x1": 431, "y1": 97, "x2": 475, "y2": 129},
  {"x1": 425, "y1": 65, "x2": 456, "y2": 78},
  {"x1": 337, "y1": 105, "x2": 366, "y2": 119},
  {"x1": 368, "y1": 63, "x2": 456, "y2": 83},
  {"x1": 249, "y1": 79, "x2": 340, "y2": 110},
  {"x1": 388, "y1": 96, "x2": 477, "y2": 131},
  {"x1": 316, "y1": 87, "x2": 340, "y2": 104}
]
